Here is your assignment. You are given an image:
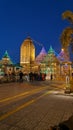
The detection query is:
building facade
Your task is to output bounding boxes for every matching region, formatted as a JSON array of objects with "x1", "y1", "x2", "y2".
[{"x1": 20, "y1": 37, "x2": 35, "y2": 73}]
